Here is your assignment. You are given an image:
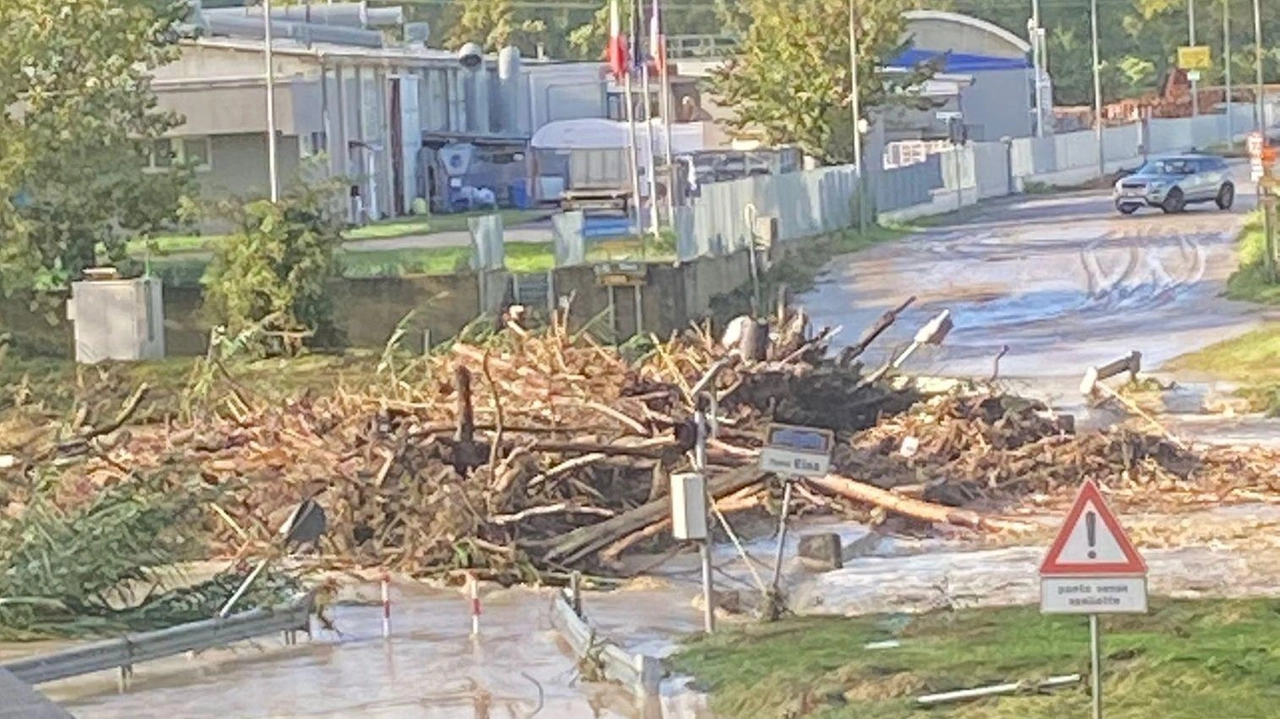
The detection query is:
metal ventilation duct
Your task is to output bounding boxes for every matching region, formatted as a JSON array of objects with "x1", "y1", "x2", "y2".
[
  {"x1": 202, "y1": 2, "x2": 404, "y2": 29},
  {"x1": 202, "y1": 15, "x2": 385, "y2": 48}
]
